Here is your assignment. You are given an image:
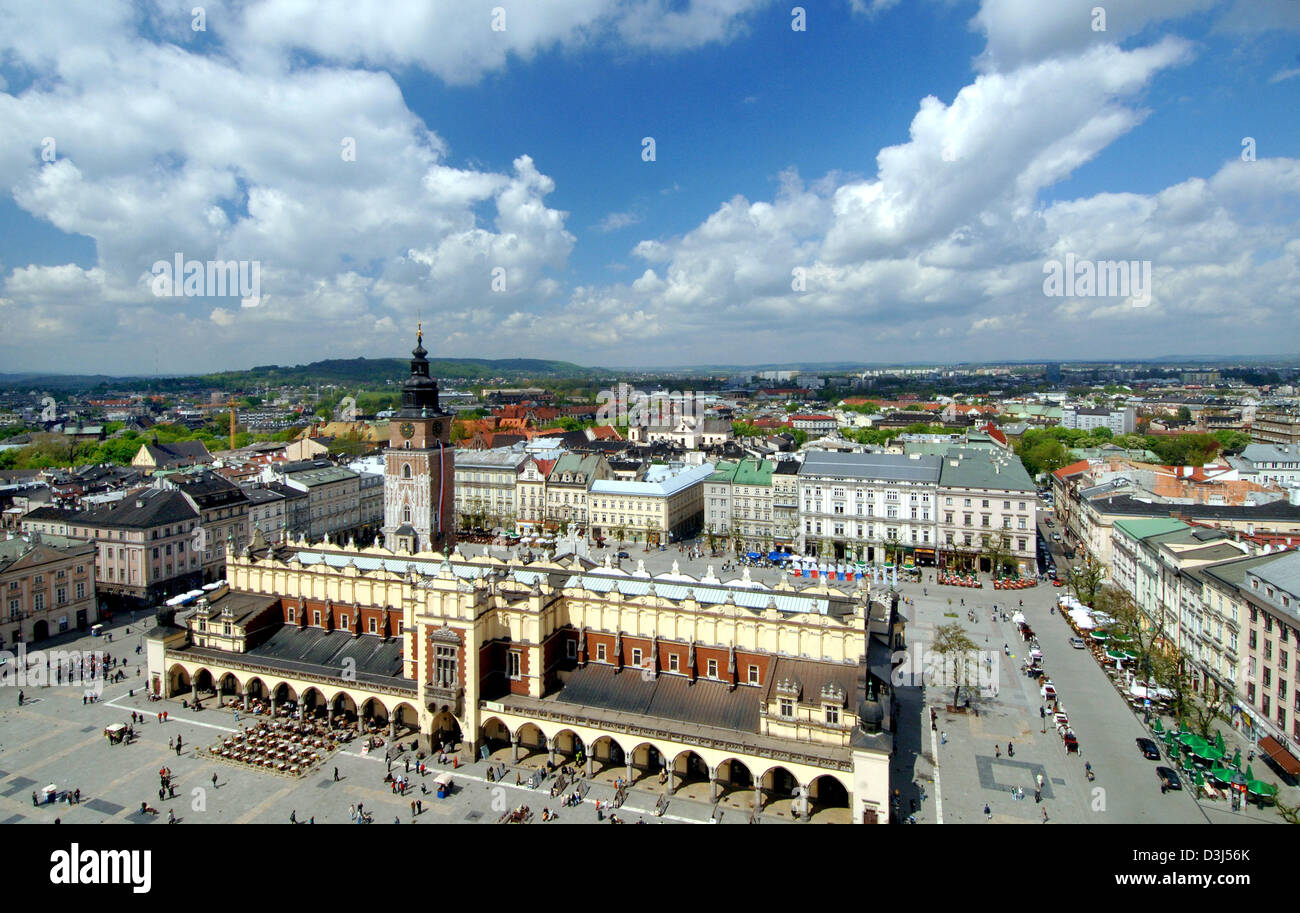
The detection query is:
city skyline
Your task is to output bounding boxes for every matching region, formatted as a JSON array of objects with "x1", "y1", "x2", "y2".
[{"x1": 1, "y1": 0, "x2": 1297, "y2": 374}]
